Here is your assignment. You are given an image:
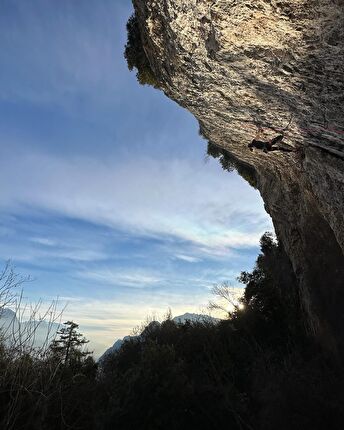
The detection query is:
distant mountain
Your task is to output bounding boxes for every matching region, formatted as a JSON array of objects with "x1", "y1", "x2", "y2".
[
  {"x1": 0, "y1": 307, "x2": 60, "y2": 350},
  {"x1": 99, "y1": 313, "x2": 219, "y2": 362},
  {"x1": 99, "y1": 335, "x2": 133, "y2": 361},
  {"x1": 0, "y1": 308, "x2": 20, "y2": 334},
  {"x1": 173, "y1": 312, "x2": 219, "y2": 324},
  {"x1": 0, "y1": 308, "x2": 16, "y2": 320}
]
